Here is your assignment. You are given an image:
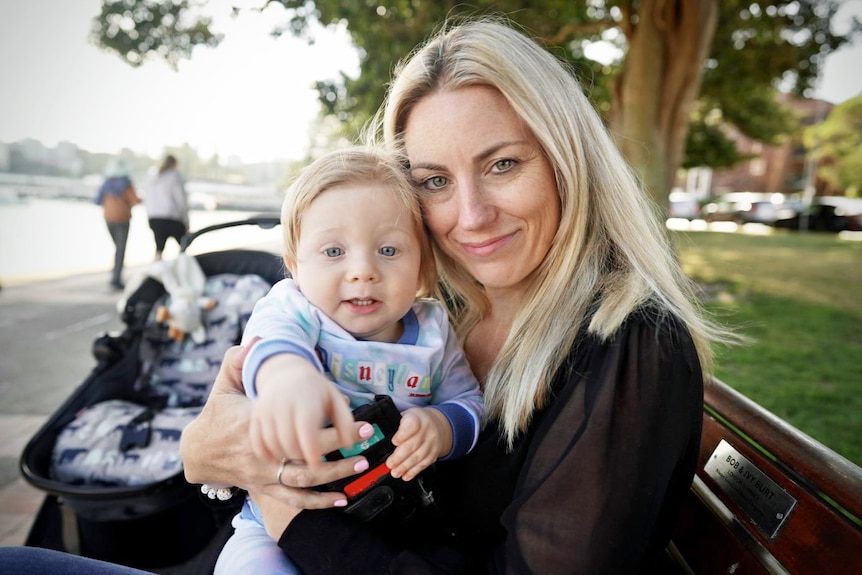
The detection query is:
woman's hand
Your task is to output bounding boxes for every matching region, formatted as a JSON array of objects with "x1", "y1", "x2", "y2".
[{"x1": 180, "y1": 341, "x2": 373, "y2": 509}]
